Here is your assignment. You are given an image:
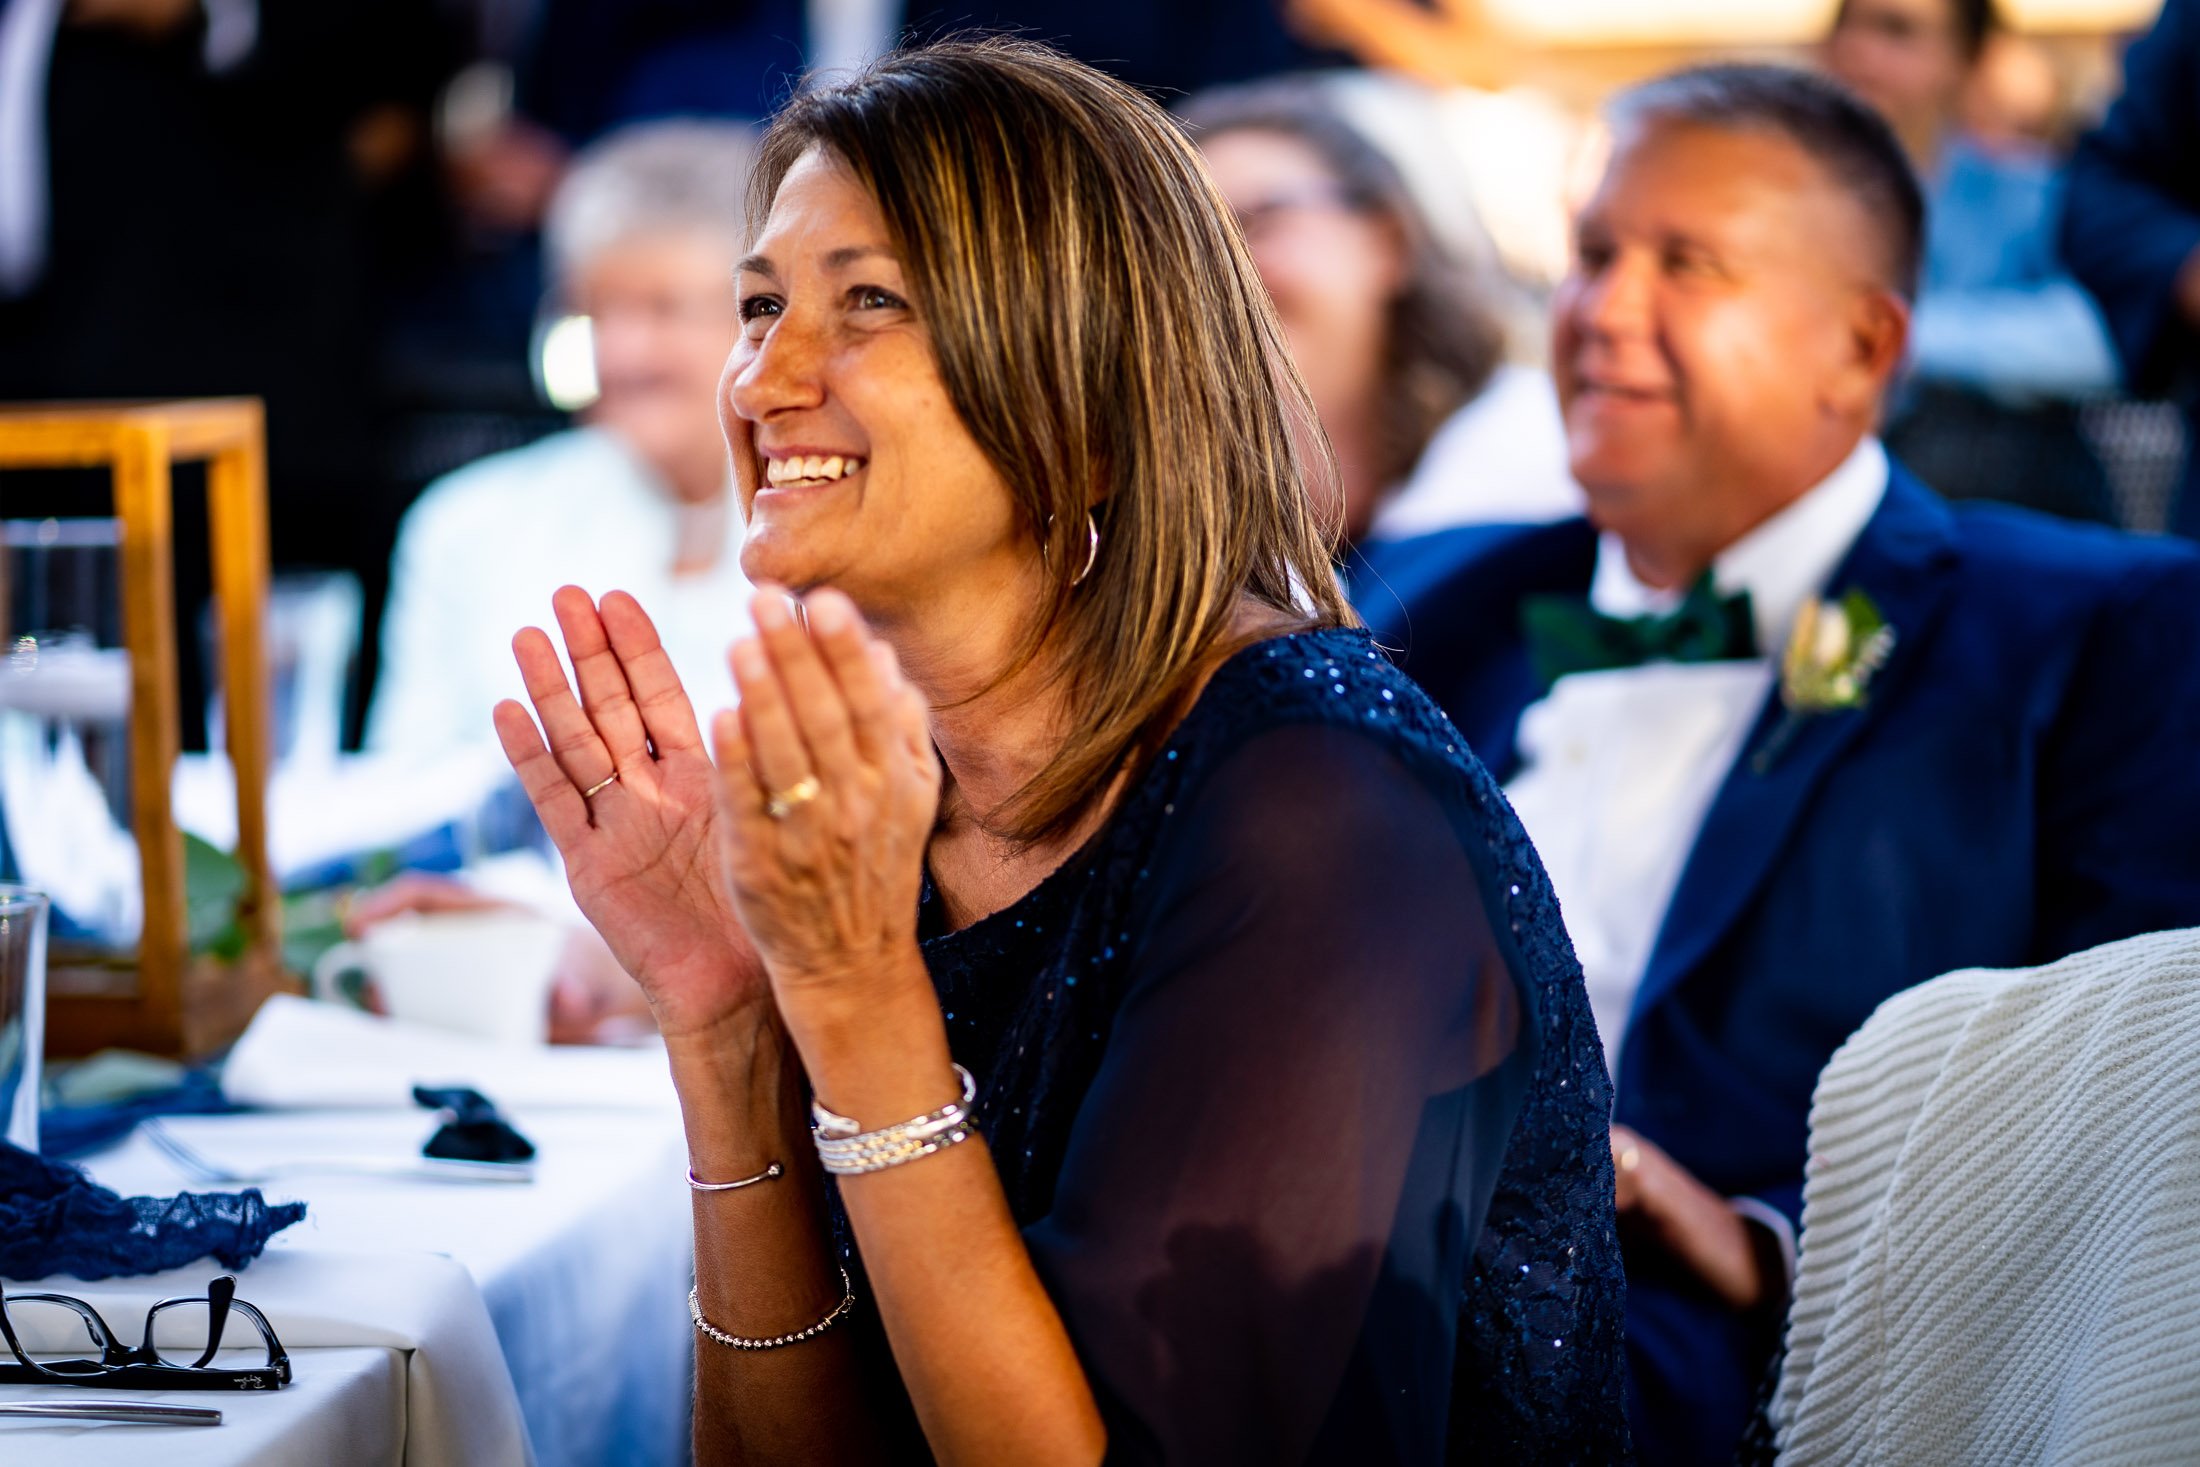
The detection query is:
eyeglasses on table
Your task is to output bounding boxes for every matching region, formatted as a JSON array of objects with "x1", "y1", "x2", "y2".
[{"x1": 0, "y1": 1274, "x2": 291, "y2": 1391}]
